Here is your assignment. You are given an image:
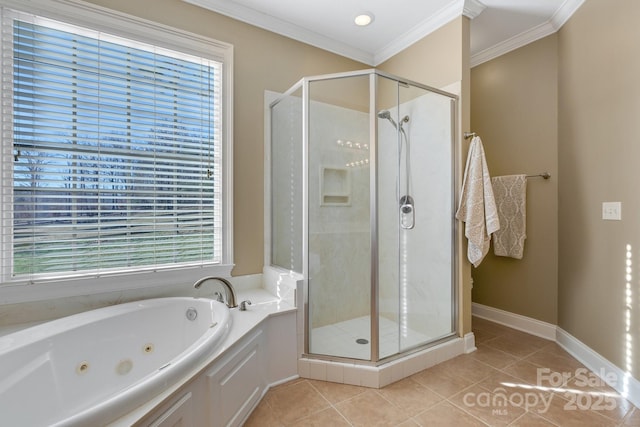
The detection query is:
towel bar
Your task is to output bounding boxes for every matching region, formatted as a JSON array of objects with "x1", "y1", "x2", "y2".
[
  {"x1": 463, "y1": 132, "x2": 550, "y2": 180},
  {"x1": 526, "y1": 172, "x2": 551, "y2": 179}
]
